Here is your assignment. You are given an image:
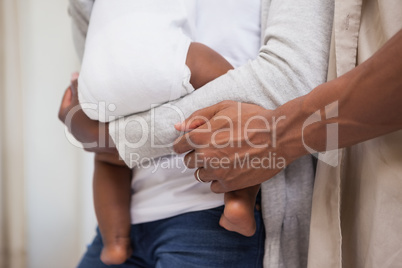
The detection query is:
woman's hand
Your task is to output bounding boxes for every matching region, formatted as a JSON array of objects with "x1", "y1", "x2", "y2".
[{"x1": 58, "y1": 73, "x2": 117, "y2": 154}]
